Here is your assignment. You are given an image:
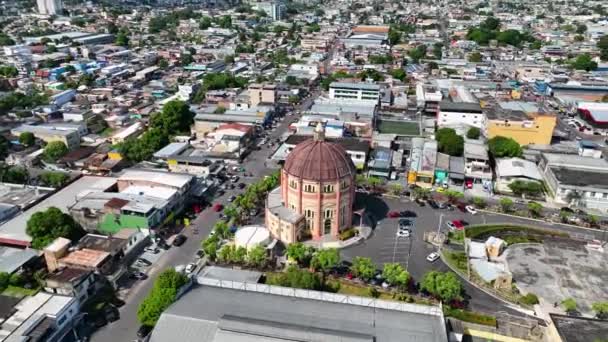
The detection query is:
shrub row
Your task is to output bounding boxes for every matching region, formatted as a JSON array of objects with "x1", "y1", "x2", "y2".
[
  {"x1": 465, "y1": 224, "x2": 569, "y2": 240},
  {"x1": 443, "y1": 307, "x2": 497, "y2": 327}
]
